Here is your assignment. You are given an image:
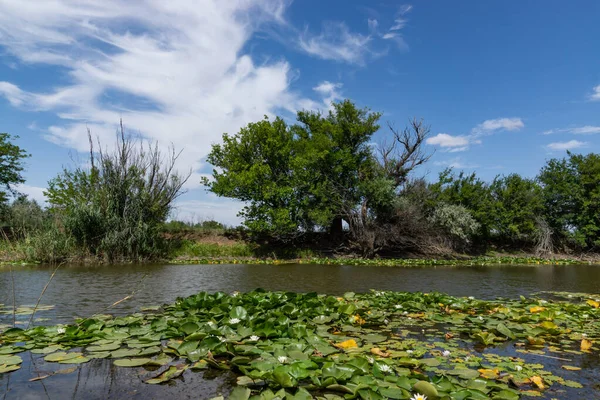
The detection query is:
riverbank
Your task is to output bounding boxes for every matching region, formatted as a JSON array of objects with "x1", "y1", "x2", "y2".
[{"x1": 1, "y1": 234, "x2": 599, "y2": 266}]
